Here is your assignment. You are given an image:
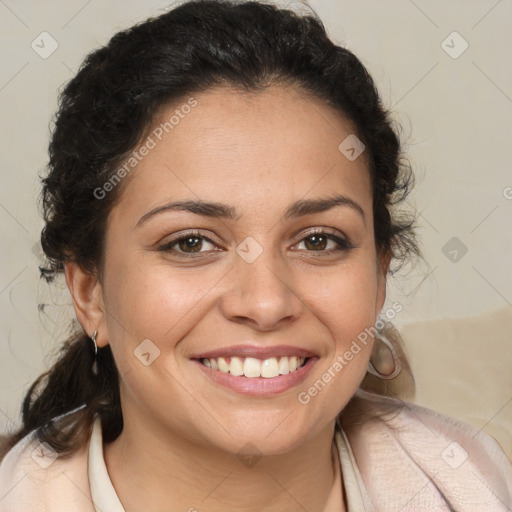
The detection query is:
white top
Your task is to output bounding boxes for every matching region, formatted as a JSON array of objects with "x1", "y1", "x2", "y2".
[
  {"x1": 88, "y1": 417, "x2": 366, "y2": 511},
  {"x1": 88, "y1": 419, "x2": 125, "y2": 512},
  {"x1": 335, "y1": 428, "x2": 367, "y2": 511},
  {"x1": 3, "y1": 391, "x2": 511, "y2": 511}
]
